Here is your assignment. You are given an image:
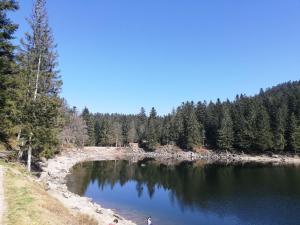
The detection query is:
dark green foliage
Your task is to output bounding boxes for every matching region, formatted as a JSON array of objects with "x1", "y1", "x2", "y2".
[
  {"x1": 179, "y1": 102, "x2": 203, "y2": 151},
  {"x1": 253, "y1": 103, "x2": 273, "y2": 151},
  {"x1": 81, "y1": 107, "x2": 95, "y2": 146},
  {"x1": 272, "y1": 108, "x2": 287, "y2": 151},
  {"x1": 204, "y1": 99, "x2": 224, "y2": 149},
  {"x1": 84, "y1": 81, "x2": 300, "y2": 154},
  {"x1": 0, "y1": 0, "x2": 19, "y2": 143},
  {"x1": 94, "y1": 120, "x2": 101, "y2": 146},
  {"x1": 17, "y1": 0, "x2": 63, "y2": 159},
  {"x1": 232, "y1": 96, "x2": 256, "y2": 151},
  {"x1": 144, "y1": 107, "x2": 159, "y2": 151},
  {"x1": 217, "y1": 106, "x2": 234, "y2": 151},
  {"x1": 121, "y1": 117, "x2": 130, "y2": 144},
  {"x1": 136, "y1": 107, "x2": 147, "y2": 141},
  {"x1": 98, "y1": 119, "x2": 112, "y2": 146},
  {"x1": 160, "y1": 115, "x2": 172, "y2": 145},
  {"x1": 287, "y1": 113, "x2": 300, "y2": 153}
]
